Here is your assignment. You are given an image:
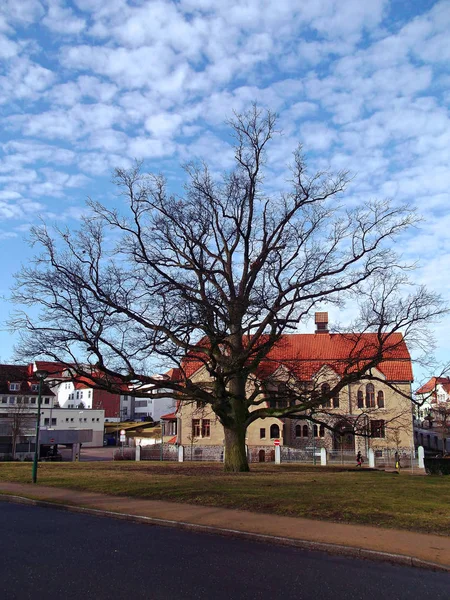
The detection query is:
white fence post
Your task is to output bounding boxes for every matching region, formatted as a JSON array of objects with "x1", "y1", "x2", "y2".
[
  {"x1": 178, "y1": 445, "x2": 184, "y2": 462},
  {"x1": 320, "y1": 447, "x2": 327, "y2": 466},
  {"x1": 135, "y1": 444, "x2": 141, "y2": 462},
  {"x1": 275, "y1": 445, "x2": 281, "y2": 464},
  {"x1": 368, "y1": 448, "x2": 375, "y2": 468},
  {"x1": 223, "y1": 446, "x2": 225, "y2": 463},
  {"x1": 418, "y1": 446, "x2": 425, "y2": 469}
]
